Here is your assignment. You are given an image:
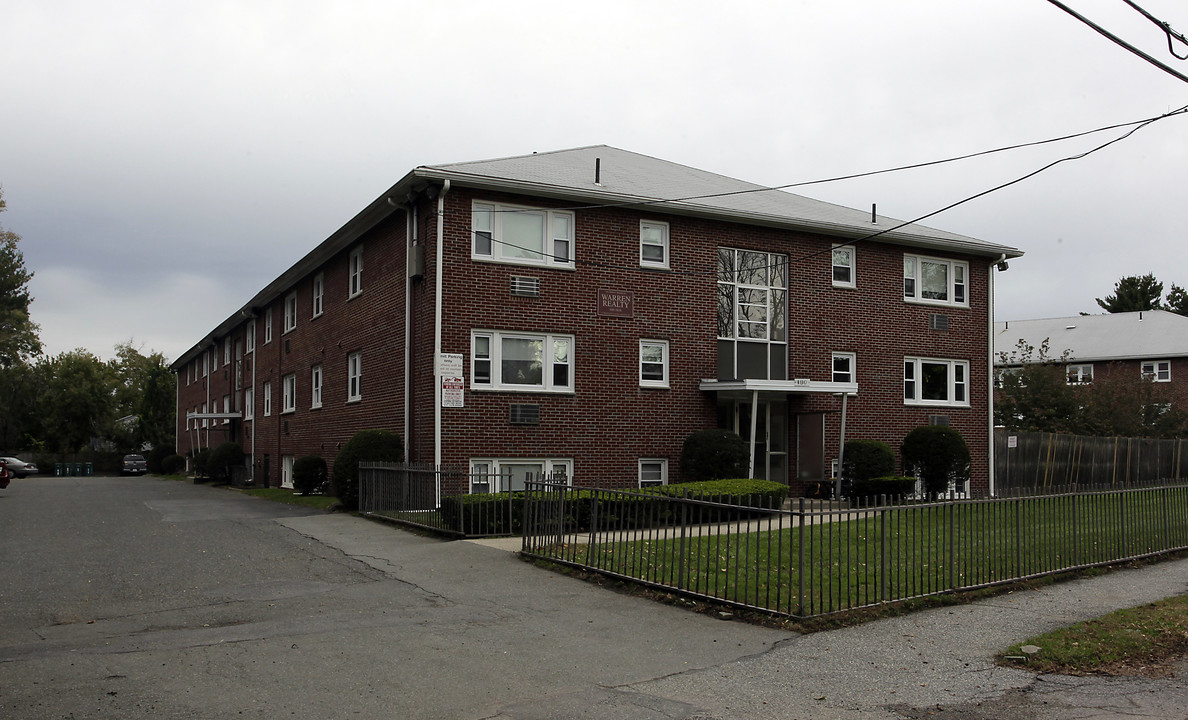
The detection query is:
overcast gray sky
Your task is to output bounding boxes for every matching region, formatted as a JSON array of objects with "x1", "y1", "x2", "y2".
[{"x1": 3, "y1": 0, "x2": 1187, "y2": 362}]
